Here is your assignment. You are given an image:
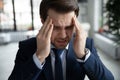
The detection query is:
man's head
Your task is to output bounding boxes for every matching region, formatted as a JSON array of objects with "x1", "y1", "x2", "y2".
[
  {"x1": 40, "y1": 0, "x2": 79, "y2": 21},
  {"x1": 39, "y1": 0, "x2": 79, "y2": 49}
]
